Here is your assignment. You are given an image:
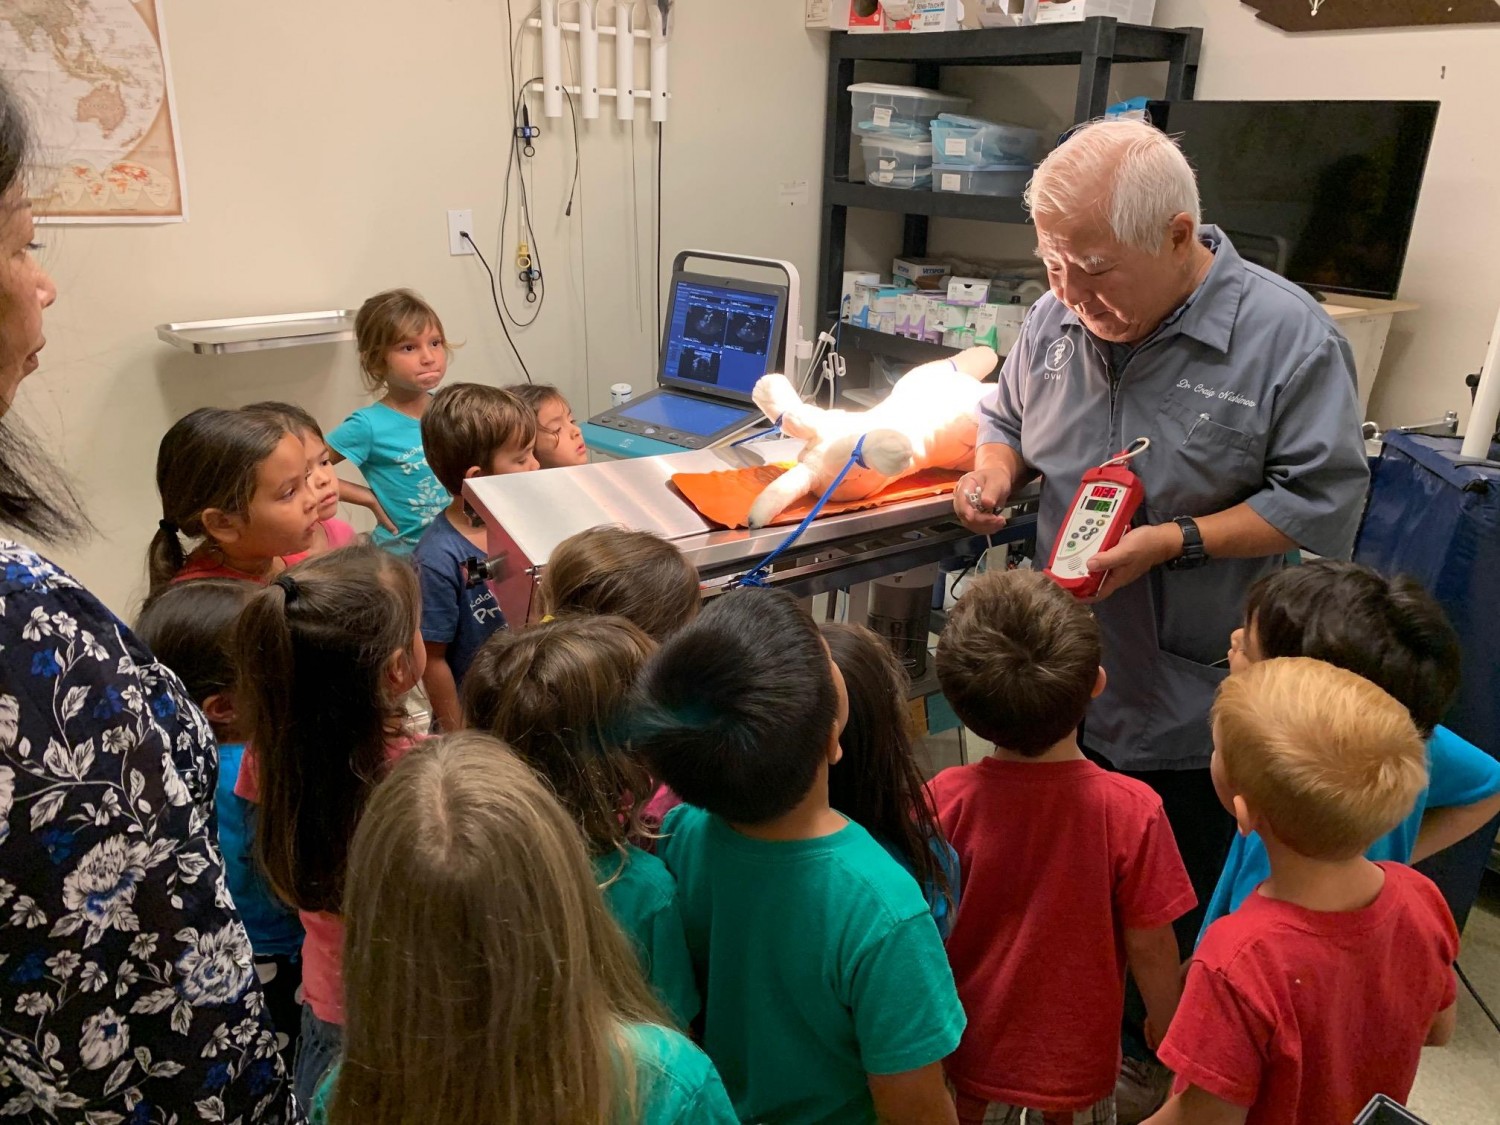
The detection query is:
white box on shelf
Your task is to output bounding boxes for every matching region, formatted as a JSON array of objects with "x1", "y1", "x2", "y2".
[
  {"x1": 1032, "y1": 0, "x2": 1155, "y2": 25},
  {"x1": 895, "y1": 292, "x2": 928, "y2": 339},
  {"x1": 910, "y1": 0, "x2": 963, "y2": 32},
  {"x1": 805, "y1": 0, "x2": 852, "y2": 29},
  {"x1": 893, "y1": 256, "x2": 952, "y2": 288},
  {"x1": 923, "y1": 295, "x2": 950, "y2": 343},
  {"x1": 841, "y1": 270, "x2": 881, "y2": 326},
  {"x1": 947, "y1": 277, "x2": 991, "y2": 307}
]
